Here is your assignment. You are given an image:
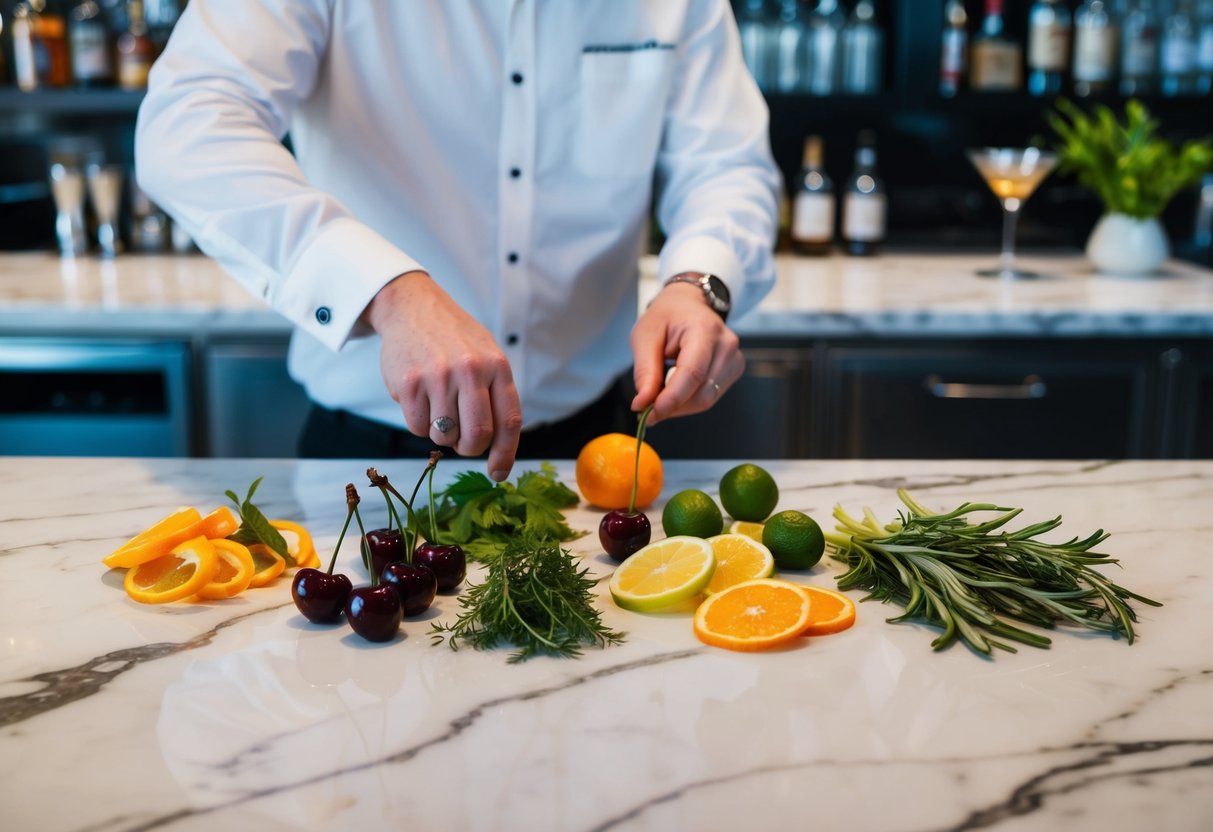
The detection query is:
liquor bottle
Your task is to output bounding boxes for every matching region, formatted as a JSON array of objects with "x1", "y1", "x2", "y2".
[
  {"x1": 842, "y1": 131, "x2": 886, "y2": 257},
  {"x1": 773, "y1": 0, "x2": 807, "y2": 93},
  {"x1": 1160, "y1": 0, "x2": 1198, "y2": 95},
  {"x1": 970, "y1": 0, "x2": 1023, "y2": 91},
  {"x1": 117, "y1": 0, "x2": 155, "y2": 90},
  {"x1": 1027, "y1": 0, "x2": 1072, "y2": 95},
  {"x1": 1073, "y1": 0, "x2": 1119, "y2": 96},
  {"x1": 737, "y1": 0, "x2": 776, "y2": 91},
  {"x1": 69, "y1": 1, "x2": 114, "y2": 88},
  {"x1": 1198, "y1": 0, "x2": 1213, "y2": 94},
  {"x1": 940, "y1": 0, "x2": 969, "y2": 96},
  {"x1": 841, "y1": 0, "x2": 884, "y2": 94},
  {"x1": 11, "y1": 0, "x2": 71, "y2": 92},
  {"x1": 805, "y1": 0, "x2": 845, "y2": 95},
  {"x1": 791, "y1": 136, "x2": 835, "y2": 256},
  {"x1": 1120, "y1": 0, "x2": 1160, "y2": 95}
]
